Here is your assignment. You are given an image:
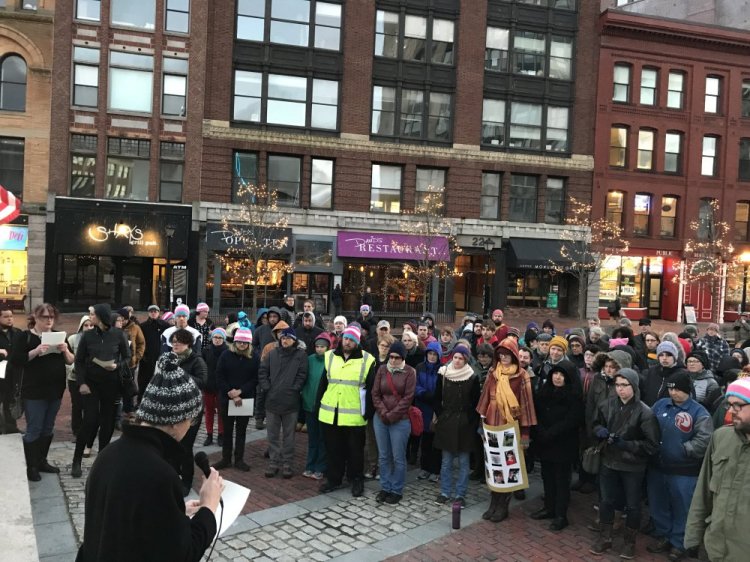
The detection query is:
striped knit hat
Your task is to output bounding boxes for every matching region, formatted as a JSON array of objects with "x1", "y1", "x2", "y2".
[
  {"x1": 342, "y1": 325, "x2": 361, "y2": 344},
  {"x1": 196, "y1": 303, "x2": 210, "y2": 313},
  {"x1": 136, "y1": 353, "x2": 202, "y2": 425},
  {"x1": 174, "y1": 304, "x2": 190, "y2": 317},
  {"x1": 726, "y1": 378, "x2": 750, "y2": 404},
  {"x1": 161, "y1": 311, "x2": 174, "y2": 321},
  {"x1": 211, "y1": 327, "x2": 227, "y2": 340}
]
